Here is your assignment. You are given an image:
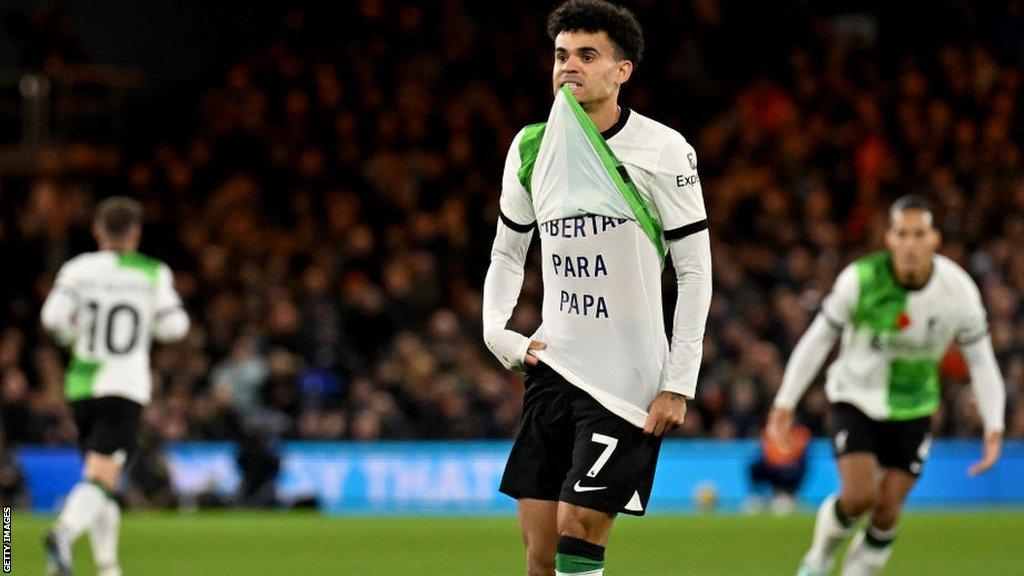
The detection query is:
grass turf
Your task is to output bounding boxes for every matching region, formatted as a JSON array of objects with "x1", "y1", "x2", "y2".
[{"x1": 11, "y1": 509, "x2": 1023, "y2": 575}]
